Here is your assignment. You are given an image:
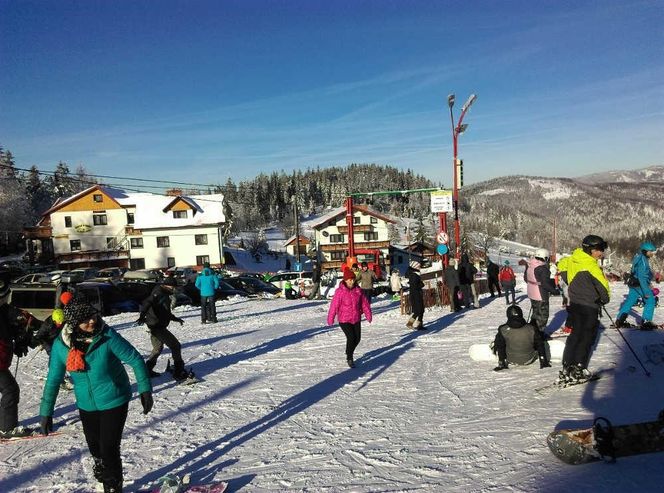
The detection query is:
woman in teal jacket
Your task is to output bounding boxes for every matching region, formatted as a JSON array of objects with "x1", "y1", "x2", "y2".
[
  {"x1": 39, "y1": 298, "x2": 152, "y2": 493},
  {"x1": 615, "y1": 241, "x2": 658, "y2": 330}
]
